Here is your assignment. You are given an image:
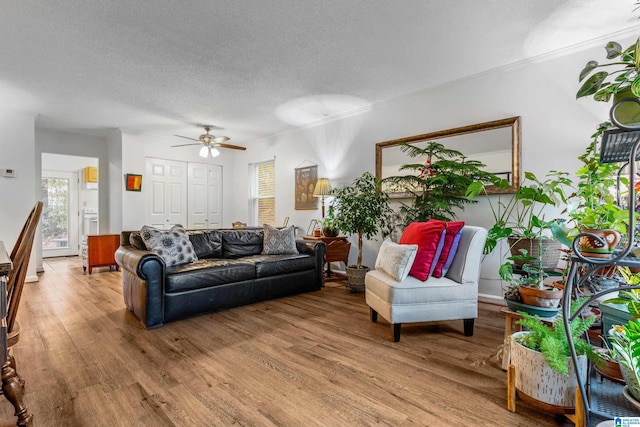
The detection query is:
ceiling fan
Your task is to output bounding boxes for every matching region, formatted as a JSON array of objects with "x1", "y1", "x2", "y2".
[{"x1": 172, "y1": 126, "x2": 246, "y2": 158}]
